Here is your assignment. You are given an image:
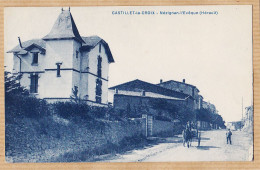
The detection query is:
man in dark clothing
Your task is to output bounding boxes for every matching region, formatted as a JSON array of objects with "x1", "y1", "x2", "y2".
[{"x1": 226, "y1": 129, "x2": 232, "y2": 144}]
